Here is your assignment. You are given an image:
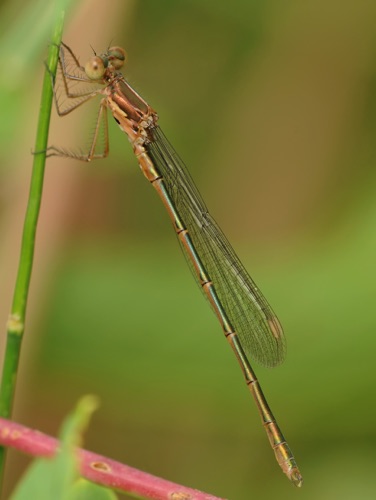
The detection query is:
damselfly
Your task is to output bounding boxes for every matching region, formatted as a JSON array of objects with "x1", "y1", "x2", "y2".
[{"x1": 49, "y1": 42, "x2": 302, "y2": 487}]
